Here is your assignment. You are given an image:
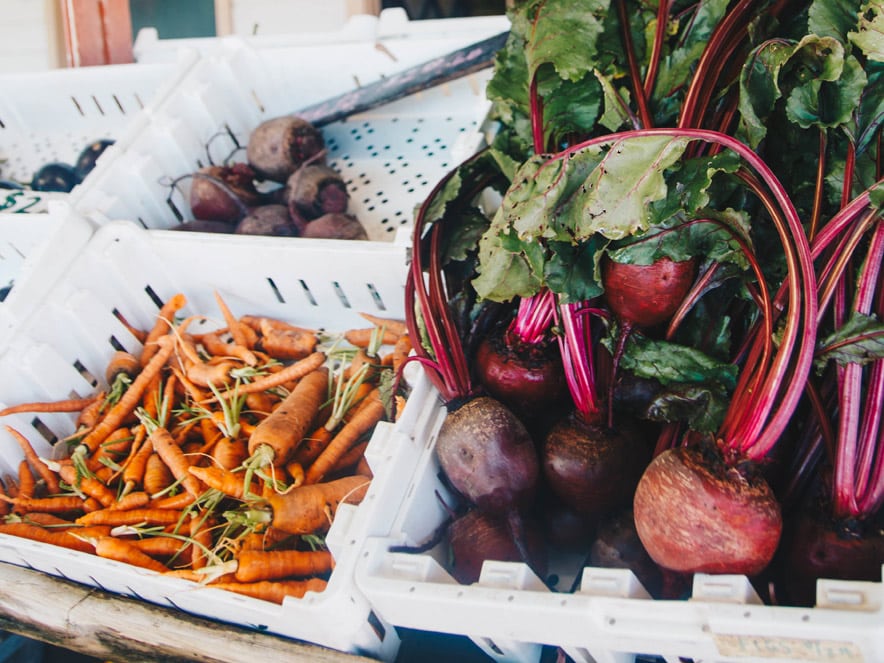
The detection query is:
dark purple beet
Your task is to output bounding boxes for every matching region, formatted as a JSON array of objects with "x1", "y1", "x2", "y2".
[
  {"x1": 235, "y1": 204, "x2": 297, "y2": 236},
  {"x1": 779, "y1": 512, "x2": 884, "y2": 607},
  {"x1": 475, "y1": 330, "x2": 569, "y2": 421},
  {"x1": 436, "y1": 395, "x2": 539, "y2": 516},
  {"x1": 300, "y1": 212, "x2": 368, "y2": 240},
  {"x1": 285, "y1": 164, "x2": 349, "y2": 221},
  {"x1": 542, "y1": 414, "x2": 649, "y2": 522},
  {"x1": 447, "y1": 509, "x2": 547, "y2": 585},
  {"x1": 602, "y1": 256, "x2": 697, "y2": 329},
  {"x1": 190, "y1": 163, "x2": 264, "y2": 223},
  {"x1": 247, "y1": 116, "x2": 326, "y2": 183}
]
